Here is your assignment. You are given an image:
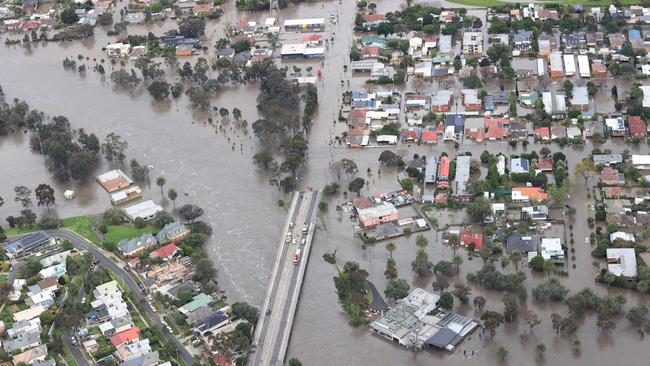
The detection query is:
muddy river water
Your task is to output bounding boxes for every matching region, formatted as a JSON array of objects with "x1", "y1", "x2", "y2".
[{"x1": 2, "y1": 0, "x2": 650, "y2": 364}]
